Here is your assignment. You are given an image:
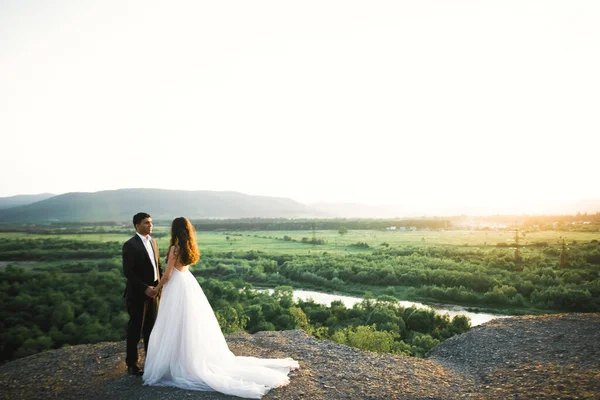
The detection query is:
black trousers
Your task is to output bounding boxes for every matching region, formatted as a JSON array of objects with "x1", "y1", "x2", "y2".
[{"x1": 125, "y1": 289, "x2": 159, "y2": 367}]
